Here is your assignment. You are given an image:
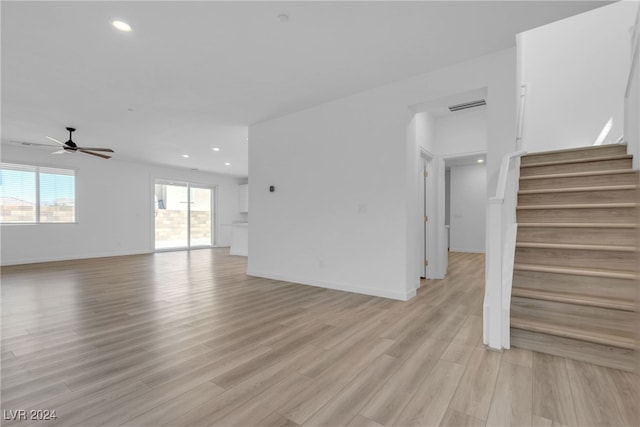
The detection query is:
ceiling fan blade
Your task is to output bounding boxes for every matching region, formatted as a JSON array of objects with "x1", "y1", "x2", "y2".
[
  {"x1": 10, "y1": 140, "x2": 59, "y2": 148},
  {"x1": 75, "y1": 147, "x2": 114, "y2": 152},
  {"x1": 79, "y1": 149, "x2": 111, "y2": 159},
  {"x1": 46, "y1": 136, "x2": 65, "y2": 146},
  {"x1": 52, "y1": 149, "x2": 67, "y2": 155}
]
